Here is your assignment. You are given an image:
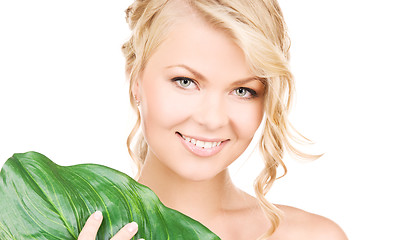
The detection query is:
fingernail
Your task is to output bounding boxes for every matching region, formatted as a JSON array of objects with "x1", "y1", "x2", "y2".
[
  {"x1": 126, "y1": 222, "x2": 138, "y2": 233},
  {"x1": 93, "y1": 211, "x2": 102, "y2": 220}
]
